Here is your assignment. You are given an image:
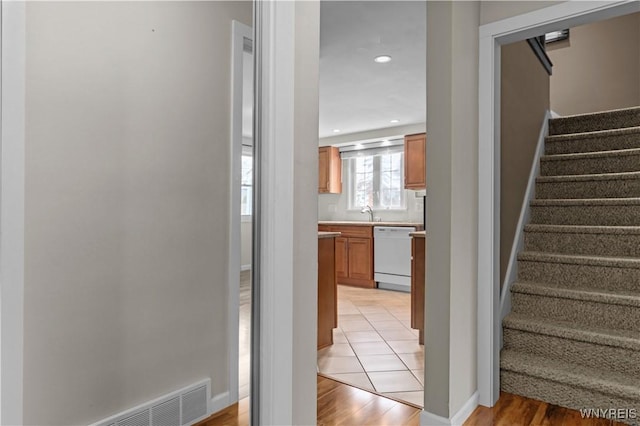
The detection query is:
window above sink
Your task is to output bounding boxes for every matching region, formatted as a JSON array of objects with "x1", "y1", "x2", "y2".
[{"x1": 343, "y1": 145, "x2": 406, "y2": 211}]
